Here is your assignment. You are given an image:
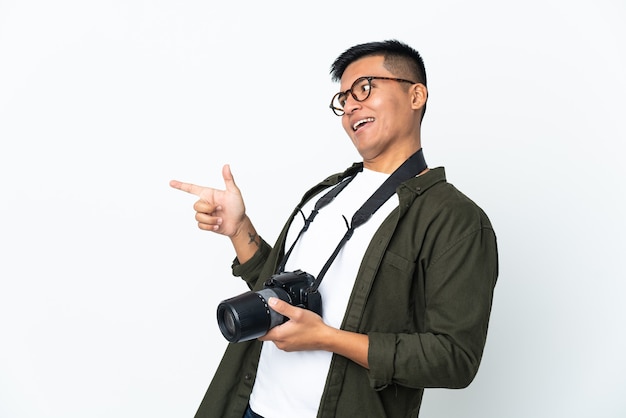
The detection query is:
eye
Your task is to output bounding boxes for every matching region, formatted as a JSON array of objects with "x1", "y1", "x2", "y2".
[
  {"x1": 353, "y1": 78, "x2": 371, "y2": 100},
  {"x1": 338, "y1": 93, "x2": 348, "y2": 107},
  {"x1": 357, "y1": 80, "x2": 370, "y2": 94}
]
